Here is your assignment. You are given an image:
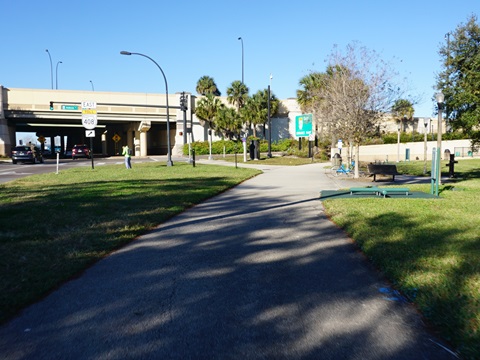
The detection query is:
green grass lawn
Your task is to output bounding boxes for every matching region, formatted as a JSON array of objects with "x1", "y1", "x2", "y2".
[
  {"x1": 0, "y1": 162, "x2": 261, "y2": 324},
  {"x1": 210, "y1": 153, "x2": 324, "y2": 166},
  {"x1": 323, "y1": 158, "x2": 480, "y2": 359},
  {"x1": 1, "y1": 156, "x2": 479, "y2": 358}
]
